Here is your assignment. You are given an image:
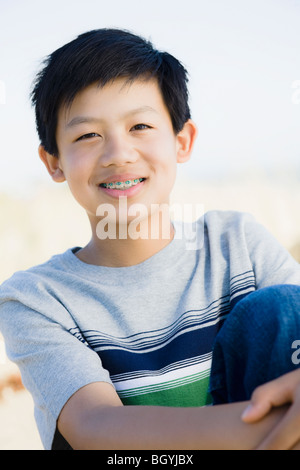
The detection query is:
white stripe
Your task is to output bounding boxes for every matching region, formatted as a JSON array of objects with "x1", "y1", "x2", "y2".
[
  {"x1": 230, "y1": 286, "x2": 255, "y2": 300},
  {"x1": 86, "y1": 301, "x2": 230, "y2": 350},
  {"x1": 93, "y1": 315, "x2": 226, "y2": 354},
  {"x1": 112, "y1": 352, "x2": 212, "y2": 382},
  {"x1": 118, "y1": 370, "x2": 211, "y2": 397},
  {"x1": 113, "y1": 358, "x2": 212, "y2": 392}
]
